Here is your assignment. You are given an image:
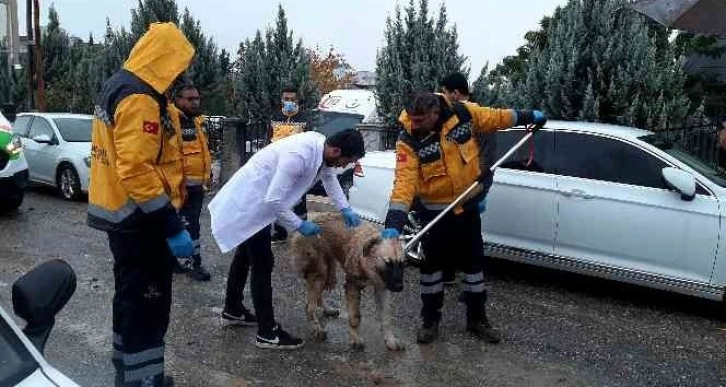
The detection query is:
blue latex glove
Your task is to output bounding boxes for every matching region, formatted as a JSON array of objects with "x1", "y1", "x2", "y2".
[
  {"x1": 166, "y1": 230, "x2": 194, "y2": 257},
  {"x1": 341, "y1": 208, "x2": 361, "y2": 228},
  {"x1": 478, "y1": 198, "x2": 487, "y2": 214},
  {"x1": 532, "y1": 110, "x2": 547, "y2": 130},
  {"x1": 381, "y1": 228, "x2": 400, "y2": 240},
  {"x1": 298, "y1": 220, "x2": 322, "y2": 237}
]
